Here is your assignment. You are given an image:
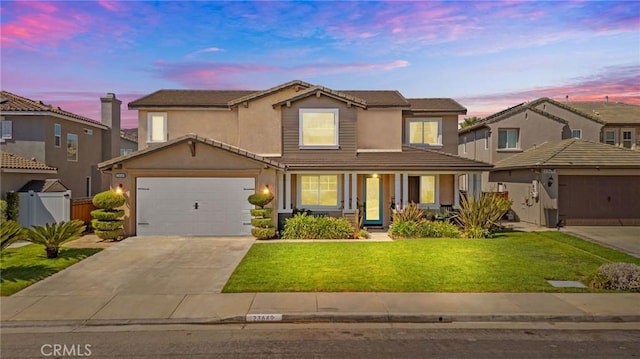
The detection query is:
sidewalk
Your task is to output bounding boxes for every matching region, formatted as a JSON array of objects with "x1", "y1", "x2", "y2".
[{"x1": 2, "y1": 292, "x2": 639, "y2": 327}]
